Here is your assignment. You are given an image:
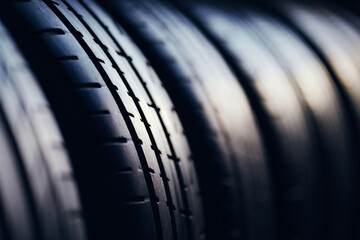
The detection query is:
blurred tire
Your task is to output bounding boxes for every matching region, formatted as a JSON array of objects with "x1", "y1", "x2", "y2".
[
  {"x1": 179, "y1": 2, "x2": 338, "y2": 240},
  {"x1": 0, "y1": 19, "x2": 86, "y2": 240},
  {"x1": 269, "y1": 3, "x2": 360, "y2": 239}
]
